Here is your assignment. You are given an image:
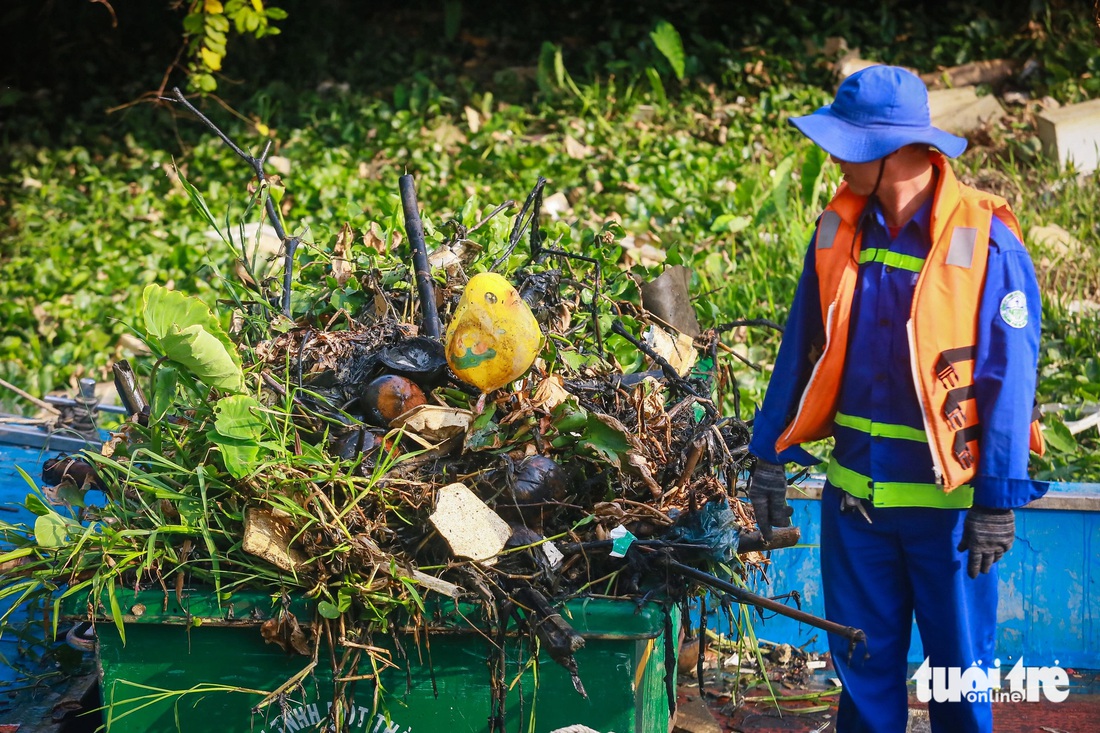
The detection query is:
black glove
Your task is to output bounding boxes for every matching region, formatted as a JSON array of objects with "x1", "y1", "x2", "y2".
[
  {"x1": 957, "y1": 506, "x2": 1015, "y2": 579},
  {"x1": 748, "y1": 460, "x2": 793, "y2": 543}
]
